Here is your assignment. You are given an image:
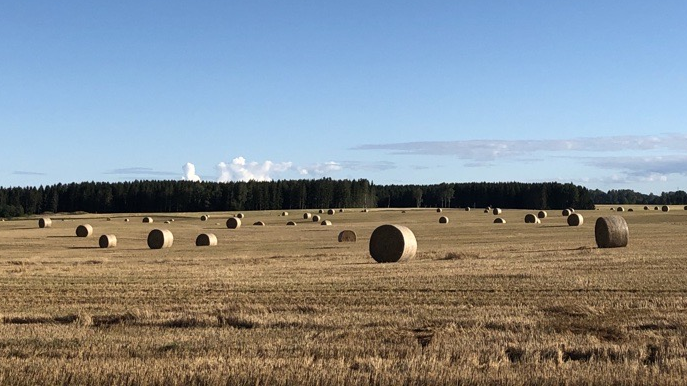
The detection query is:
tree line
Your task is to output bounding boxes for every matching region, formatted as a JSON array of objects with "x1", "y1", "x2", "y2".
[{"x1": 3, "y1": 178, "x2": 679, "y2": 218}]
